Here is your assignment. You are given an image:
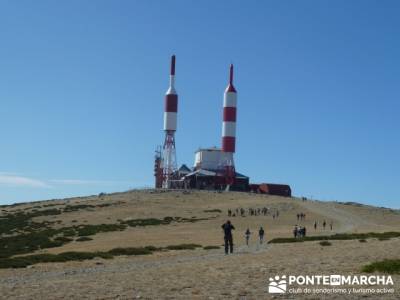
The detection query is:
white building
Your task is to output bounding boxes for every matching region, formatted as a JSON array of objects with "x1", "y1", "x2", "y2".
[{"x1": 194, "y1": 147, "x2": 234, "y2": 171}]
